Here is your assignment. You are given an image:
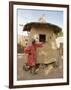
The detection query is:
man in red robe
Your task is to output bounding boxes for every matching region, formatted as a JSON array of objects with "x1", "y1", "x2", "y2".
[{"x1": 24, "y1": 39, "x2": 43, "y2": 74}]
